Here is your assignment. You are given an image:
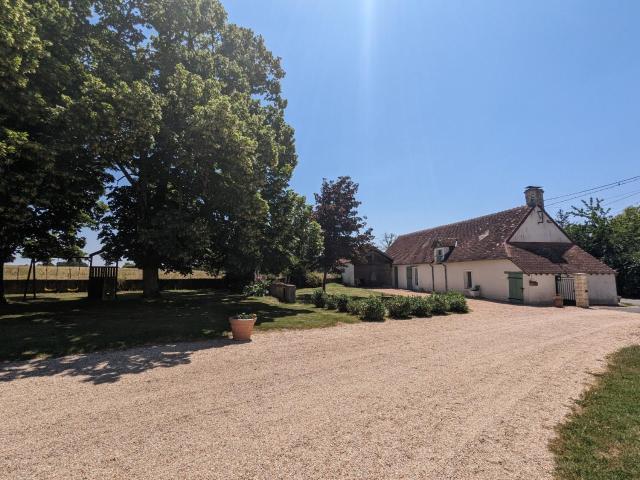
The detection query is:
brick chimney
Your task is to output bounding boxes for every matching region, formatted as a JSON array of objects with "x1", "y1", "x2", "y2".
[{"x1": 524, "y1": 186, "x2": 544, "y2": 208}]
